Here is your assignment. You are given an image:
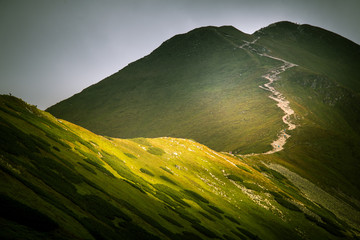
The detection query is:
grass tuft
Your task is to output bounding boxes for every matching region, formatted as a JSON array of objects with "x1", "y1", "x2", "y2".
[
  {"x1": 226, "y1": 174, "x2": 243, "y2": 182},
  {"x1": 147, "y1": 147, "x2": 165, "y2": 156},
  {"x1": 183, "y1": 190, "x2": 209, "y2": 204},
  {"x1": 140, "y1": 168, "x2": 155, "y2": 177}
]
